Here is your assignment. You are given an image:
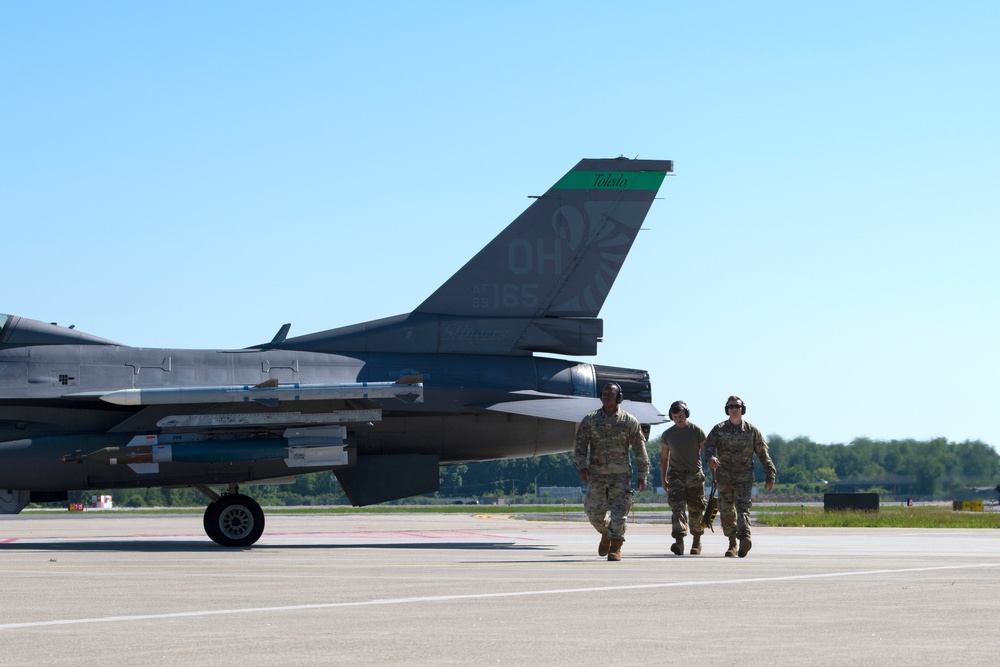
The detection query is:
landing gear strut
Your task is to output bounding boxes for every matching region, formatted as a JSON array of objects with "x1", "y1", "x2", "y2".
[{"x1": 197, "y1": 484, "x2": 265, "y2": 547}]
